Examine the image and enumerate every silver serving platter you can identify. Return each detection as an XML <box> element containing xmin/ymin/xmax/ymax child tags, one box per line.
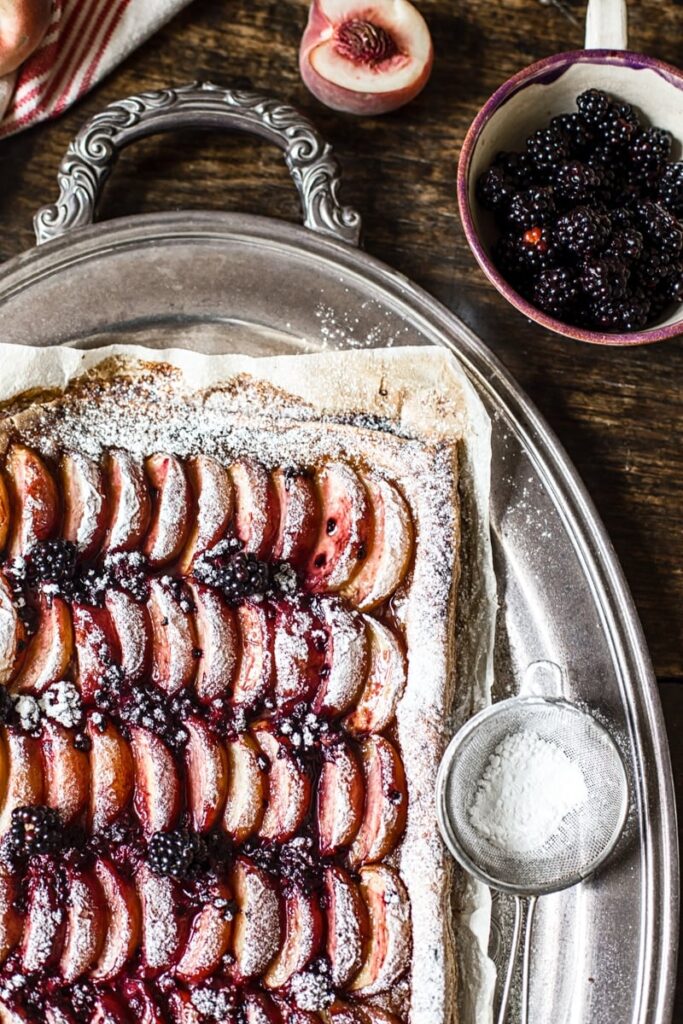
<box><xmin>0</xmin><ymin>84</ymin><xmax>677</xmax><ymax>1024</ymax></box>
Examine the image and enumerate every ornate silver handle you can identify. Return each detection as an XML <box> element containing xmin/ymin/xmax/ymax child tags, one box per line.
<box><xmin>34</xmin><ymin>81</ymin><xmax>362</xmax><ymax>246</ymax></box>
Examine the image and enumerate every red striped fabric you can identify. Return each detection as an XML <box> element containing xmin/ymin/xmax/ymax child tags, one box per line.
<box><xmin>0</xmin><ymin>0</ymin><xmax>192</xmax><ymax>138</ymax></box>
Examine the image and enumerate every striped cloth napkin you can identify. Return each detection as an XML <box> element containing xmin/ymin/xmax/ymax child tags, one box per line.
<box><xmin>0</xmin><ymin>0</ymin><xmax>193</xmax><ymax>139</ymax></box>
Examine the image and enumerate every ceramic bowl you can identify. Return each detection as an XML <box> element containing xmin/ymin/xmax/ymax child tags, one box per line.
<box><xmin>457</xmin><ymin>0</ymin><xmax>683</xmax><ymax>346</ymax></box>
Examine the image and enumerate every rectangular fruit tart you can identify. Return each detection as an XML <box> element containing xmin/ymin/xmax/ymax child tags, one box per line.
<box><xmin>0</xmin><ymin>346</ymin><xmax>480</xmax><ymax>1024</ymax></box>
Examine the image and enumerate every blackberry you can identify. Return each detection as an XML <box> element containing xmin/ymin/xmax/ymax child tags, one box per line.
<box><xmin>590</xmin><ymin>291</ymin><xmax>651</xmax><ymax>332</ymax></box>
<box><xmin>660</xmin><ymin>261</ymin><xmax>683</xmax><ymax>303</ymax></box>
<box><xmin>495</xmin><ymin>228</ymin><xmax>558</xmax><ymax>279</ymax></box>
<box><xmin>68</xmin><ymin>565</ymin><xmax>109</xmax><ymax>606</ymax></box>
<box><xmin>632</xmin><ymin>248</ymin><xmax>675</xmax><ymax>293</ymax></box>
<box><xmin>7</xmin><ymin>805</ymin><xmax>64</xmax><ymax>858</ymax></box>
<box><xmin>601</xmin><ymin>101</ymin><xmax>639</xmax><ymax>148</ymax></box>
<box><xmin>657</xmin><ymin>162</ymin><xmax>683</xmax><ymax>217</ymax></box>
<box><xmin>555</xmin><ymin>206</ymin><xmax>611</xmax><ymax>255</ymax></box>
<box><xmin>576</xmin><ymin>88</ymin><xmax>611</xmax><ymax>127</ymax></box>
<box><xmin>605</xmin><ymin>228</ymin><xmax>644</xmax><ymax>264</ymax></box>
<box><xmin>526</xmin><ymin>128</ymin><xmax>568</xmax><ymax>175</ymax></box>
<box><xmin>22</xmin><ymin>539</ymin><xmax>77</xmax><ymax>589</ymax></box>
<box><xmin>579</xmin><ymin>255</ymin><xmax>629</xmax><ymax>302</ymax></box>
<box><xmin>476</xmin><ymin>167</ymin><xmax>514</xmax><ymax>213</ymax></box>
<box><xmin>493</xmin><ymin>150</ymin><xmax>536</xmax><ymax>188</ymax></box>
<box><xmin>530</xmin><ymin>267</ymin><xmax>578</xmax><ymax>316</ymax></box>
<box><xmin>628</xmin><ymin>128</ymin><xmax>672</xmax><ymax>174</ymax></box>
<box><xmin>0</xmin><ymin>685</ymin><xmax>13</xmax><ymax>725</ymax></box>
<box><xmin>550</xmin><ymin>113</ymin><xmax>594</xmax><ymax>155</ymax></box>
<box><xmin>148</xmin><ymin>828</ymin><xmax>206</xmax><ymax>879</ymax></box>
<box><xmin>506</xmin><ymin>187</ymin><xmax>556</xmax><ymax>230</ymax></box>
<box><xmin>122</xmin><ymin>683</ymin><xmax>189</xmax><ymax>751</ymax></box>
<box><xmin>554</xmin><ymin>161</ymin><xmax>601</xmax><ymax>204</ymax></box>
<box><xmin>193</xmin><ymin>542</ymin><xmax>270</xmax><ymax>605</ymax></box>
<box><xmin>634</xmin><ymin>199</ymin><xmax>683</xmax><ymax>254</ymax></box>
<box><xmin>103</xmin><ymin>551</ymin><xmax>149</xmax><ymax>602</ymax></box>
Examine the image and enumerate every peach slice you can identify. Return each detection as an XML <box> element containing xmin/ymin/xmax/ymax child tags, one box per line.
<box><xmin>21</xmin><ymin>871</ymin><xmax>64</xmax><ymax>972</ymax></box>
<box><xmin>273</xmin><ymin>600</ymin><xmax>325</xmax><ymax>712</ymax></box>
<box><xmin>184</xmin><ymin>715</ymin><xmax>228</xmax><ymax>832</ymax></box>
<box><xmin>5</xmin><ymin>444</ymin><xmax>59</xmax><ymax>559</ymax></box>
<box><xmin>91</xmin><ymin>994</ymin><xmax>133</xmax><ymax>1024</ymax></box>
<box><xmin>231</xmin><ymin>602</ymin><xmax>274</xmax><ymax>708</ymax></box>
<box><xmin>305</xmin><ymin>462</ymin><xmax>372</xmax><ymax>594</ymax></box>
<box><xmin>188</xmin><ymin>582</ymin><xmax>239</xmax><ymax>703</ymax></box>
<box><xmin>324</xmin><ymin>865</ymin><xmax>370</xmax><ymax>988</ymax></box>
<box><xmin>137</xmin><ymin>863</ymin><xmax>186</xmax><ymax>976</ymax></box>
<box><xmin>317</xmin><ymin>739</ymin><xmax>364</xmax><ymax>855</ymax></box>
<box><xmin>231</xmin><ymin>857</ymin><xmax>281</xmax><ymax>981</ymax></box>
<box><xmin>102</xmin><ymin>450</ymin><xmax>151</xmax><ymax>554</ymax></box>
<box><xmin>347</xmin><ymin>736</ymin><xmax>407</xmax><ymax>869</ymax></box>
<box><xmin>350</xmin><ymin>865</ymin><xmax>411</xmax><ymax>994</ymax></box>
<box><xmin>342</xmin><ymin>617</ymin><xmax>406</xmax><ymax>735</ymax></box>
<box><xmin>223</xmin><ymin>732</ymin><xmax>267</xmax><ymax>843</ymax></box>
<box><xmin>42</xmin><ymin>721</ymin><xmax>89</xmax><ymax>825</ymax></box>
<box><xmin>179</xmin><ymin>454</ymin><xmax>234</xmax><ymax>573</ymax></box>
<box><xmin>0</xmin><ymin>472</ymin><xmax>9</xmax><ymax>555</ymax></box>
<box><xmin>60</xmin><ymin>451</ymin><xmax>107</xmax><ymax>559</ymax></box>
<box><xmin>254</xmin><ymin>724</ymin><xmax>311</xmax><ymax>843</ymax></box>
<box><xmin>166</xmin><ymin>990</ymin><xmax>202</xmax><ymax>1024</ymax></box>
<box><xmin>231</xmin><ymin>459</ymin><xmax>280</xmax><ymax>559</ymax></box>
<box><xmin>87</xmin><ymin>714</ymin><xmax>135</xmax><ymax>832</ymax></box>
<box><xmin>311</xmin><ymin>598</ymin><xmax>368</xmax><ymax>717</ymax></box>
<box><xmin>272</xmin><ymin>468</ymin><xmax>320</xmax><ymax>566</ymax></box>
<box><xmin>105</xmin><ymin>589</ymin><xmax>152</xmax><ymax>684</ymax></box>
<box><xmin>175</xmin><ymin>877</ymin><xmax>233</xmax><ymax>983</ymax></box>
<box><xmin>143</xmin><ymin>454</ymin><xmax>192</xmax><ymax>568</ymax></box>
<box><xmin>60</xmin><ymin>867</ymin><xmax>107</xmax><ymax>982</ymax></box>
<box><xmin>0</xmin><ymin>570</ymin><xmax>26</xmax><ymax>686</ymax></box>
<box><xmin>72</xmin><ymin>602</ymin><xmax>119</xmax><ymax>703</ymax></box>
<box><xmin>147</xmin><ymin>578</ymin><xmax>197</xmax><ymax>696</ymax></box>
<box><xmin>341</xmin><ymin>474</ymin><xmax>413</xmax><ymax>610</ymax></box>
<box><xmin>11</xmin><ymin>593</ymin><xmax>73</xmax><ymax>695</ymax></box>
<box><xmin>91</xmin><ymin>859</ymin><xmax>141</xmax><ymax>981</ymax></box>
<box><xmin>264</xmin><ymin>887</ymin><xmax>324</xmax><ymax>989</ymax></box>
<box><xmin>0</xmin><ymin>866</ymin><xmax>22</xmax><ymax>966</ymax></box>
<box><xmin>130</xmin><ymin>726</ymin><xmax>181</xmax><ymax>837</ymax></box>
<box><xmin>0</xmin><ymin>728</ymin><xmax>43</xmax><ymax>833</ymax></box>
<box><xmin>299</xmin><ymin>0</ymin><xmax>433</xmax><ymax>117</ymax></box>
<box><xmin>244</xmin><ymin>993</ymin><xmax>283</xmax><ymax>1024</ymax></box>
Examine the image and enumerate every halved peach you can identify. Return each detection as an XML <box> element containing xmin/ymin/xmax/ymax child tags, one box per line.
<box><xmin>342</xmin><ymin>617</ymin><xmax>406</xmax><ymax>736</ymax></box>
<box><xmin>21</xmin><ymin>871</ymin><xmax>64</xmax><ymax>971</ymax></box>
<box><xmin>304</xmin><ymin>462</ymin><xmax>372</xmax><ymax>593</ymax></box>
<box><xmin>0</xmin><ymin>865</ymin><xmax>22</xmax><ymax>966</ymax></box>
<box><xmin>60</xmin><ymin>451</ymin><xmax>107</xmax><ymax>559</ymax></box>
<box><xmin>0</xmin><ymin>728</ymin><xmax>44</xmax><ymax>833</ymax></box>
<box><xmin>91</xmin><ymin>859</ymin><xmax>141</xmax><ymax>981</ymax></box>
<box><xmin>60</xmin><ymin>867</ymin><xmax>107</xmax><ymax>982</ymax></box>
<box><xmin>143</xmin><ymin>454</ymin><xmax>192</xmax><ymax>568</ymax></box>
<box><xmin>130</xmin><ymin>726</ymin><xmax>181</xmax><ymax>837</ymax></box>
<box><xmin>231</xmin><ymin>857</ymin><xmax>281</xmax><ymax>981</ymax></box>
<box><xmin>0</xmin><ymin>570</ymin><xmax>26</xmax><ymax>686</ymax></box>
<box><xmin>175</xmin><ymin>877</ymin><xmax>233</xmax><ymax>983</ymax></box>
<box><xmin>231</xmin><ymin>602</ymin><xmax>274</xmax><ymax>707</ymax></box>
<box><xmin>341</xmin><ymin>473</ymin><xmax>413</xmax><ymax>610</ymax></box>
<box><xmin>11</xmin><ymin>593</ymin><xmax>73</xmax><ymax>695</ymax></box>
<box><xmin>273</xmin><ymin>599</ymin><xmax>325</xmax><ymax>711</ymax></box>
<box><xmin>317</xmin><ymin>739</ymin><xmax>364</xmax><ymax>856</ymax></box>
<box><xmin>105</xmin><ymin>589</ymin><xmax>152</xmax><ymax>684</ymax></box>
<box><xmin>102</xmin><ymin>450</ymin><xmax>151</xmax><ymax>554</ymax></box>
<box><xmin>0</xmin><ymin>472</ymin><xmax>9</xmax><ymax>555</ymax></box>
<box><xmin>188</xmin><ymin>582</ymin><xmax>239</xmax><ymax>703</ymax></box>
<box><xmin>137</xmin><ymin>863</ymin><xmax>187</xmax><ymax>976</ymax></box>
<box><xmin>147</xmin><ymin>577</ymin><xmax>197</xmax><ymax>696</ymax></box>
<box><xmin>90</xmin><ymin>993</ymin><xmax>133</xmax><ymax>1024</ymax></box>
<box><xmin>87</xmin><ymin>714</ymin><xmax>135</xmax><ymax>832</ymax></box>
<box><xmin>179</xmin><ymin>454</ymin><xmax>234</xmax><ymax>573</ymax></box>
<box><xmin>272</xmin><ymin>468</ymin><xmax>320</xmax><ymax>567</ymax></box>
<box><xmin>185</xmin><ymin>715</ymin><xmax>228</xmax><ymax>832</ymax></box>
<box><xmin>72</xmin><ymin>602</ymin><xmax>119</xmax><ymax>702</ymax></box>
<box><xmin>311</xmin><ymin>598</ymin><xmax>368</xmax><ymax>717</ymax></box>
<box><xmin>41</xmin><ymin>720</ymin><xmax>89</xmax><ymax>824</ymax></box>
<box><xmin>350</xmin><ymin>865</ymin><xmax>411</xmax><ymax>994</ymax></box>
<box><xmin>264</xmin><ymin>887</ymin><xmax>323</xmax><ymax>989</ymax></box>
<box><xmin>223</xmin><ymin>732</ymin><xmax>267</xmax><ymax>843</ymax></box>
<box><xmin>254</xmin><ymin>724</ymin><xmax>311</xmax><ymax>843</ymax></box>
<box><xmin>231</xmin><ymin>459</ymin><xmax>280</xmax><ymax>559</ymax></box>
<box><xmin>5</xmin><ymin>444</ymin><xmax>59</xmax><ymax>559</ymax></box>
<box><xmin>324</xmin><ymin>865</ymin><xmax>370</xmax><ymax>988</ymax></box>
<box><xmin>347</xmin><ymin>736</ymin><xmax>407</xmax><ymax>869</ymax></box>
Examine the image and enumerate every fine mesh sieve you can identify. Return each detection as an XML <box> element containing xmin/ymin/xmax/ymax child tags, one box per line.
<box><xmin>436</xmin><ymin>696</ymin><xmax>629</xmax><ymax>1024</ymax></box>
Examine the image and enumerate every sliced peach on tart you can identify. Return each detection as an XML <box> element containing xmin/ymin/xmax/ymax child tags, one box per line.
<box><xmin>273</xmin><ymin>599</ymin><xmax>325</xmax><ymax>712</ymax></box>
<box><xmin>87</xmin><ymin>713</ymin><xmax>135</xmax><ymax>832</ymax></box>
<box><xmin>11</xmin><ymin>593</ymin><xmax>73</xmax><ymax>695</ymax></box>
<box><xmin>72</xmin><ymin>601</ymin><xmax>119</xmax><ymax>703</ymax></box>
<box><xmin>323</xmin><ymin>865</ymin><xmax>370</xmax><ymax>988</ymax></box>
<box><xmin>60</xmin><ymin>451</ymin><xmax>107</xmax><ymax>559</ymax></box>
<box><xmin>244</xmin><ymin>992</ymin><xmax>284</xmax><ymax>1024</ymax></box>
<box><xmin>137</xmin><ymin>863</ymin><xmax>187</xmax><ymax>976</ymax></box>
<box><xmin>317</xmin><ymin>739</ymin><xmax>364</xmax><ymax>856</ymax></box>
<box><xmin>5</xmin><ymin>444</ymin><xmax>60</xmax><ymax>559</ymax></box>
<box><xmin>231</xmin><ymin>856</ymin><xmax>282</xmax><ymax>981</ymax></box>
<box><xmin>0</xmin><ymin>865</ymin><xmax>22</xmax><ymax>966</ymax></box>
<box><xmin>105</xmin><ymin>588</ymin><xmax>152</xmax><ymax>685</ymax></box>
<box><xmin>311</xmin><ymin>598</ymin><xmax>368</xmax><ymax>717</ymax></box>
<box><xmin>264</xmin><ymin>886</ymin><xmax>324</xmax><ymax>989</ymax></box>
<box><xmin>272</xmin><ymin>468</ymin><xmax>320</xmax><ymax>567</ymax></box>
<box><xmin>188</xmin><ymin>582</ymin><xmax>239</xmax><ymax>704</ymax></box>
<box><xmin>60</xmin><ymin>867</ymin><xmax>107</xmax><ymax>983</ymax></box>
<box><xmin>101</xmin><ymin>450</ymin><xmax>151</xmax><ymax>554</ymax></box>
<box><xmin>143</xmin><ymin>453</ymin><xmax>192</xmax><ymax>568</ymax></box>
<box><xmin>0</xmin><ymin>570</ymin><xmax>26</xmax><ymax>687</ymax></box>
<box><xmin>342</xmin><ymin>617</ymin><xmax>406</xmax><ymax>736</ymax></box>
<box><xmin>0</xmin><ymin>729</ymin><xmax>44</xmax><ymax>833</ymax></box>
<box><xmin>179</xmin><ymin>453</ymin><xmax>235</xmax><ymax>573</ymax></box>
<box><xmin>41</xmin><ymin>720</ymin><xmax>89</xmax><ymax>825</ymax></box>
<box><xmin>184</xmin><ymin>715</ymin><xmax>228</xmax><ymax>833</ymax></box>
<box><xmin>253</xmin><ymin>723</ymin><xmax>311</xmax><ymax>843</ymax></box>
<box><xmin>231</xmin><ymin>601</ymin><xmax>274</xmax><ymax>708</ymax></box>
<box><xmin>305</xmin><ymin>462</ymin><xmax>372</xmax><ymax>593</ymax></box>
<box><xmin>222</xmin><ymin>732</ymin><xmax>267</xmax><ymax>843</ymax></box>
<box><xmin>231</xmin><ymin>459</ymin><xmax>280</xmax><ymax>559</ymax></box>
<box><xmin>350</xmin><ymin>865</ymin><xmax>411</xmax><ymax>995</ymax></box>
<box><xmin>175</xmin><ymin>876</ymin><xmax>234</xmax><ymax>984</ymax></box>
<box><xmin>347</xmin><ymin>736</ymin><xmax>407</xmax><ymax>869</ymax></box>
<box><xmin>91</xmin><ymin>859</ymin><xmax>141</xmax><ymax>981</ymax></box>
<box><xmin>147</xmin><ymin>577</ymin><xmax>198</xmax><ymax>696</ymax></box>
<box><xmin>130</xmin><ymin>726</ymin><xmax>181</xmax><ymax>837</ymax></box>
<box><xmin>20</xmin><ymin>869</ymin><xmax>64</xmax><ymax>972</ymax></box>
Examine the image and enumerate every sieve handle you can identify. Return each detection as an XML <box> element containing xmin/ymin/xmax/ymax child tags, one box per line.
<box><xmin>497</xmin><ymin>895</ymin><xmax>538</xmax><ymax>1024</ymax></box>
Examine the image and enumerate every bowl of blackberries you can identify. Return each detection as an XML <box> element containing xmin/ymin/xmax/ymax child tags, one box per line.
<box><xmin>458</xmin><ymin>51</ymin><xmax>683</xmax><ymax>345</ymax></box>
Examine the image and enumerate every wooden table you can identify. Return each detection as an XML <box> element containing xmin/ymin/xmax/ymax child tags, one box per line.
<box><xmin>0</xmin><ymin>0</ymin><xmax>681</xmax><ymax>1011</ymax></box>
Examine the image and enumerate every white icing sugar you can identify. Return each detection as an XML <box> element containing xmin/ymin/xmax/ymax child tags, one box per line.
<box><xmin>234</xmin><ymin>866</ymin><xmax>280</xmax><ymax>977</ymax></box>
<box><xmin>326</xmin><ymin>871</ymin><xmax>364</xmax><ymax>987</ymax></box>
<box><xmin>148</xmin><ymin>579</ymin><xmax>195</xmax><ymax>695</ymax></box>
<box><xmin>22</xmin><ymin>878</ymin><xmax>63</xmax><ymax>971</ymax></box>
<box><xmin>289</xmin><ymin>961</ymin><xmax>334</xmax><ymax>1011</ymax></box>
<box><xmin>274</xmin><ymin>602</ymin><xmax>313</xmax><ymax>706</ymax></box>
<box><xmin>190</xmin><ymin>455</ymin><xmax>233</xmax><ymax>552</ymax></box>
<box><xmin>147</xmin><ymin>455</ymin><xmax>189</xmax><ymax>562</ymax></box>
<box><xmin>12</xmin><ymin>694</ymin><xmax>41</xmax><ymax>733</ymax></box>
<box><xmin>231</xmin><ymin>461</ymin><xmax>270</xmax><ymax>554</ymax></box>
<box><xmin>192</xmin><ymin>585</ymin><xmax>238</xmax><ymax>701</ymax></box>
<box><xmin>345</xmin><ymin>616</ymin><xmax>406</xmax><ymax>734</ymax></box>
<box><xmin>315</xmin><ymin>598</ymin><xmax>367</xmax><ymax>714</ymax></box>
<box><xmin>106</xmin><ymin>589</ymin><xmax>149</xmax><ymax>682</ymax></box>
<box><xmin>106</xmin><ymin>450</ymin><xmax>148</xmax><ymax>551</ymax></box>
<box><xmin>139</xmin><ymin>869</ymin><xmax>181</xmax><ymax>970</ymax></box>
<box><xmin>66</xmin><ymin>451</ymin><xmax>104</xmax><ymax>553</ymax></box>
<box><xmin>41</xmin><ymin>679</ymin><xmax>83</xmax><ymax>728</ymax></box>
<box><xmin>63</xmin><ymin>876</ymin><xmax>101</xmax><ymax>975</ymax></box>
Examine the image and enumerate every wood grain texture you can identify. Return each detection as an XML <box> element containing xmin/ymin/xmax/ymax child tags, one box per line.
<box><xmin>0</xmin><ymin>0</ymin><xmax>680</xmax><ymax>682</ymax></box>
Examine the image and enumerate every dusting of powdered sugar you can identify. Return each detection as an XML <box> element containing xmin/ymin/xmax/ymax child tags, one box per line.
<box><xmin>41</xmin><ymin>680</ymin><xmax>83</xmax><ymax>728</ymax></box>
<box><xmin>139</xmin><ymin>869</ymin><xmax>181</xmax><ymax>970</ymax></box>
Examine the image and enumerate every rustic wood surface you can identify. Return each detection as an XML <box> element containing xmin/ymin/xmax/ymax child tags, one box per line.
<box><xmin>0</xmin><ymin>0</ymin><xmax>680</xmax><ymax>1010</ymax></box>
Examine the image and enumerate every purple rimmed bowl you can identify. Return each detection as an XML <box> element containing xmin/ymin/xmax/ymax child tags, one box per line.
<box><xmin>457</xmin><ymin>0</ymin><xmax>683</xmax><ymax>346</ymax></box>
